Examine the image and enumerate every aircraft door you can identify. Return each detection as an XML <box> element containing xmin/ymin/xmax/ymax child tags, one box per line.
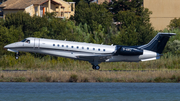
<box><xmin>34</xmin><ymin>38</ymin><xmax>40</xmax><ymax>49</ymax></box>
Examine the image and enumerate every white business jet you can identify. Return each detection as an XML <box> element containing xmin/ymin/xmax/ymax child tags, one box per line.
<box><xmin>4</xmin><ymin>33</ymin><xmax>175</xmax><ymax>70</ymax></box>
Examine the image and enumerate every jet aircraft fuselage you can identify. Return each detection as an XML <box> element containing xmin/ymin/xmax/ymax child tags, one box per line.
<box><xmin>4</xmin><ymin>33</ymin><xmax>176</xmax><ymax>70</ymax></box>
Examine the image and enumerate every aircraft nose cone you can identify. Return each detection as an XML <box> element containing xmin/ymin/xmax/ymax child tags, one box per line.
<box><xmin>4</xmin><ymin>43</ymin><xmax>16</xmax><ymax>49</ymax></box>
<box><xmin>4</xmin><ymin>44</ymin><xmax>9</xmax><ymax>49</ymax></box>
<box><xmin>4</xmin><ymin>42</ymin><xmax>23</xmax><ymax>49</ymax></box>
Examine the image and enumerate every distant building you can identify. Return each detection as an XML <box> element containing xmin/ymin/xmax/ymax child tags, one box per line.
<box><xmin>0</xmin><ymin>0</ymin><xmax>75</xmax><ymax>19</ymax></box>
<box><xmin>91</xmin><ymin>0</ymin><xmax>132</xmax><ymax>4</ymax></box>
<box><xmin>143</xmin><ymin>0</ymin><xmax>180</xmax><ymax>30</ymax></box>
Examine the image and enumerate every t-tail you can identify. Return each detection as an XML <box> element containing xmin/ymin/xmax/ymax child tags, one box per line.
<box><xmin>138</xmin><ymin>33</ymin><xmax>176</xmax><ymax>54</ymax></box>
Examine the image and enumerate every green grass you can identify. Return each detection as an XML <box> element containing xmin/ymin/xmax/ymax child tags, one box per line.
<box><xmin>1</xmin><ymin>52</ymin><xmax>180</xmax><ymax>71</ymax></box>
<box><xmin>0</xmin><ymin>52</ymin><xmax>180</xmax><ymax>82</ymax></box>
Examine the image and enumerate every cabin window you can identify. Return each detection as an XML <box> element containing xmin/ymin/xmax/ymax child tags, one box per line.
<box><xmin>98</xmin><ymin>49</ymin><xmax>100</xmax><ymax>51</ymax></box>
<box><xmin>77</xmin><ymin>46</ymin><xmax>79</xmax><ymax>49</ymax></box>
<box><xmin>82</xmin><ymin>47</ymin><xmax>84</xmax><ymax>49</ymax></box>
<box><xmin>71</xmin><ymin>46</ymin><xmax>73</xmax><ymax>48</ymax></box>
<box><xmin>57</xmin><ymin>44</ymin><xmax>60</xmax><ymax>47</ymax></box>
<box><xmin>53</xmin><ymin>44</ymin><xmax>55</xmax><ymax>46</ymax></box>
<box><xmin>66</xmin><ymin>45</ymin><xmax>68</xmax><ymax>48</ymax></box>
<box><xmin>93</xmin><ymin>48</ymin><xmax>95</xmax><ymax>50</ymax></box>
<box><xmin>103</xmin><ymin>49</ymin><xmax>105</xmax><ymax>51</ymax></box>
<box><xmin>62</xmin><ymin>45</ymin><xmax>64</xmax><ymax>47</ymax></box>
<box><xmin>87</xmin><ymin>47</ymin><xmax>89</xmax><ymax>50</ymax></box>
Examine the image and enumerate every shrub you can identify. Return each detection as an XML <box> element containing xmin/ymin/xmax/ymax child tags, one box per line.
<box><xmin>165</xmin><ymin>40</ymin><xmax>180</xmax><ymax>54</ymax></box>
<box><xmin>69</xmin><ymin>74</ymin><xmax>78</xmax><ymax>82</ymax></box>
<box><xmin>154</xmin><ymin>77</ymin><xmax>162</xmax><ymax>82</ymax></box>
<box><xmin>13</xmin><ymin>77</ymin><xmax>26</xmax><ymax>82</ymax></box>
<box><xmin>168</xmin><ymin>18</ymin><xmax>180</xmax><ymax>29</ymax></box>
<box><xmin>81</xmin><ymin>77</ymin><xmax>89</xmax><ymax>82</ymax></box>
<box><xmin>46</xmin><ymin>76</ymin><xmax>52</xmax><ymax>82</ymax></box>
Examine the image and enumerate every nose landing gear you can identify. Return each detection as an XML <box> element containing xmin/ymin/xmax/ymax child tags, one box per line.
<box><xmin>15</xmin><ymin>52</ymin><xmax>19</xmax><ymax>60</ymax></box>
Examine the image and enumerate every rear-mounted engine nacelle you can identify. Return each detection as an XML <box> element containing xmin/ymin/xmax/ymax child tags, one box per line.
<box><xmin>114</xmin><ymin>47</ymin><xmax>143</xmax><ymax>56</ymax></box>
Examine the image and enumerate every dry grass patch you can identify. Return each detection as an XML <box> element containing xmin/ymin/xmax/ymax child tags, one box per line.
<box><xmin>0</xmin><ymin>70</ymin><xmax>180</xmax><ymax>82</ymax></box>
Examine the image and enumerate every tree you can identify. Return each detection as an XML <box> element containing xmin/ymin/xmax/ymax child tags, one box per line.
<box><xmin>165</xmin><ymin>40</ymin><xmax>180</xmax><ymax>55</ymax></box>
<box><xmin>168</xmin><ymin>18</ymin><xmax>180</xmax><ymax>30</ymax></box>
<box><xmin>111</xmin><ymin>0</ymin><xmax>155</xmax><ymax>46</ymax></box>
<box><xmin>0</xmin><ymin>25</ymin><xmax>24</xmax><ymax>56</ymax></box>
<box><xmin>71</xmin><ymin>1</ymin><xmax>113</xmax><ymax>33</ymax></box>
<box><xmin>4</xmin><ymin>12</ymin><xmax>49</xmax><ymax>38</ymax></box>
<box><xmin>111</xmin><ymin>0</ymin><xmax>143</xmax><ymax>21</ymax></box>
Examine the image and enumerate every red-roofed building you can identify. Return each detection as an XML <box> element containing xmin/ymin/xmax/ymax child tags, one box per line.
<box><xmin>0</xmin><ymin>0</ymin><xmax>75</xmax><ymax>19</ymax></box>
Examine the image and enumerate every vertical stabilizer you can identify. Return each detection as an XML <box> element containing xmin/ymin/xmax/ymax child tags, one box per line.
<box><xmin>138</xmin><ymin>33</ymin><xmax>176</xmax><ymax>54</ymax></box>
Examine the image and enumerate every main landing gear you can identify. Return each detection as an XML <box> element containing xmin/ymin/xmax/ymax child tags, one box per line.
<box><xmin>90</xmin><ymin>58</ymin><xmax>101</xmax><ymax>70</ymax></box>
<box><xmin>92</xmin><ymin>65</ymin><xmax>100</xmax><ymax>70</ymax></box>
<box><xmin>15</xmin><ymin>52</ymin><xmax>19</xmax><ymax>60</ymax></box>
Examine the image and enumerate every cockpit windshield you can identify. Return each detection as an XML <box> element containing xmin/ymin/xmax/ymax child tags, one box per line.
<box><xmin>21</xmin><ymin>39</ymin><xmax>27</xmax><ymax>42</ymax></box>
<box><xmin>21</xmin><ymin>39</ymin><xmax>30</xmax><ymax>43</ymax></box>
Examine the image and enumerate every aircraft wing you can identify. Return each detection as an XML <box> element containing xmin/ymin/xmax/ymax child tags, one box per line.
<box><xmin>76</xmin><ymin>54</ymin><xmax>112</xmax><ymax>63</ymax></box>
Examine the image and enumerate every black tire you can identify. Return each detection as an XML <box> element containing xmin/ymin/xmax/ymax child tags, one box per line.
<box><xmin>92</xmin><ymin>65</ymin><xmax>100</xmax><ymax>70</ymax></box>
<box><xmin>95</xmin><ymin>65</ymin><xmax>100</xmax><ymax>70</ymax></box>
<box><xmin>92</xmin><ymin>65</ymin><xmax>95</xmax><ymax>69</ymax></box>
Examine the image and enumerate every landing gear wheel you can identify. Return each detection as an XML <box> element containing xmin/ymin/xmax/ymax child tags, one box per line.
<box><xmin>92</xmin><ymin>65</ymin><xmax>95</xmax><ymax>69</ymax></box>
<box><xmin>15</xmin><ymin>52</ymin><xmax>19</xmax><ymax>60</ymax></box>
<box><xmin>92</xmin><ymin>65</ymin><xmax>100</xmax><ymax>70</ymax></box>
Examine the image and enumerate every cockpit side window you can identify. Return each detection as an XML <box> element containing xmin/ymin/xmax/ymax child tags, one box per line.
<box><xmin>25</xmin><ymin>40</ymin><xmax>30</xmax><ymax>43</ymax></box>
<box><xmin>21</xmin><ymin>39</ymin><xmax>30</xmax><ymax>43</ymax></box>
